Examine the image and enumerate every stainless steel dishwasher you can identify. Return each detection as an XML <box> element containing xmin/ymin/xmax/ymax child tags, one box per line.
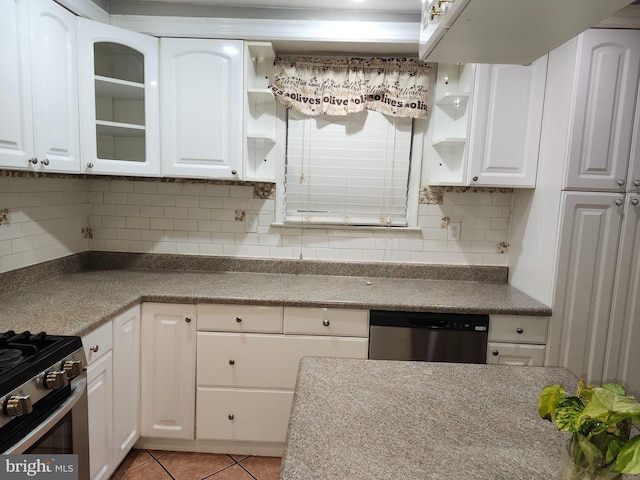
<box><xmin>368</xmin><ymin>310</ymin><xmax>489</xmax><ymax>363</ymax></box>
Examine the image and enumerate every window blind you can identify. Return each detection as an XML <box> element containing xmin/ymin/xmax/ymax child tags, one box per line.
<box><xmin>285</xmin><ymin>109</ymin><xmax>413</xmax><ymax>227</ymax></box>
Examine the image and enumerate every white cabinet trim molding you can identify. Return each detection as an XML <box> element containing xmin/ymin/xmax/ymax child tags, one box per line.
<box><xmin>109</xmin><ymin>15</ymin><xmax>418</xmax><ymax>44</ymax></box>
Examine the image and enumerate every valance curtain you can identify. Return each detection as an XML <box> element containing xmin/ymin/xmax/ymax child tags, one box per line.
<box><xmin>268</xmin><ymin>57</ymin><xmax>432</xmax><ymax>119</ymax></box>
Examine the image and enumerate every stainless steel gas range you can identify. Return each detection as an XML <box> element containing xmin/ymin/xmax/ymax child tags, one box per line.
<box><xmin>0</xmin><ymin>330</ymin><xmax>89</xmax><ymax>478</ymax></box>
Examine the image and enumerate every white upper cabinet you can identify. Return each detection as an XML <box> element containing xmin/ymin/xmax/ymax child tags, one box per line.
<box><xmin>78</xmin><ymin>19</ymin><xmax>160</xmax><ymax>176</ymax></box>
<box><xmin>626</xmin><ymin>75</ymin><xmax>640</xmax><ymax>194</ymax></box>
<box><xmin>244</xmin><ymin>41</ymin><xmax>278</xmax><ymax>182</ymax></box>
<box><xmin>0</xmin><ymin>0</ymin><xmax>33</xmax><ymax>170</ymax></box>
<box><xmin>564</xmin><ymin>29</ymin><xmax>640</xmax><ymax>192</ymax></box>
<box><xmin>0</xmin><ymin>0</ymin><xmax>79</xmax><ymax>172</ymax></box>
<box><xmin>426</xmin><ymin>58</ymin><xmax>546</xmax><ymax>187</ymax></box>
<box><xmin>467</xmin><ymin>56</ymin><xmax>547</xmax><ymax>187</ymax></box>
<box><xmin>160</xmin><ymin>38</ymin><xmax>243</xmax><ymax>179</ymax></box>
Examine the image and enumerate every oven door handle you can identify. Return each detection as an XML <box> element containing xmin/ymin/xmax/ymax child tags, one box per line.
<box><xmin>4</xmin><ymin>377</ymin><xmax>87</xmax><ymax>454</ymax></box>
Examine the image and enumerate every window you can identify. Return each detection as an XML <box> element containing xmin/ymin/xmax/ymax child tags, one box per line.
<box><xmin>281</xmin><ymin>109</ymin><xmax>417</xmax><ymax>227</ymax></box>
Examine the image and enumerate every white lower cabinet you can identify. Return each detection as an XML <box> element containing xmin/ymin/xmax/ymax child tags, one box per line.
<box><xmin>85</xmin><ymin>322</ymin><xmax>114</xmax><ymax>480</ymax></box>
<box><xmin>486</xmin><ymin>315</ymin><xmax>548</xmax><ymax>366</ymax></box>
<box><xmin>84</xmin><ymin>305</ymin><xmax>141</xmax><ymax>480</ymax></box>
<box><xmin>140</xmin><ymin>302</ymin><xmax>196</xmax><ymax>440</ymax></box>
<box><xmin>195</xmin><ymin>304</ymin><xmax>369</xmax><ymax>451</ymax></box>
<box><xmin>197</xmin><ymin>389</ymin><xmax>294</xmax><ymax>443</ymax></box>
<box><xmin>112</xmin><ymin>306</ymin><xmax>142</xmax><ymax>466</ymax></box>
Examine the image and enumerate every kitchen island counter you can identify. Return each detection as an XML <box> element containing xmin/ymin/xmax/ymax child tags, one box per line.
<box><xmin>0</xmin><ymin>269</ymin><xmax>550</xmax><ymax>336</ymax></box>
<box><xmin>280</xmin><ymin>358</ymin><xmax>576</xmax><ymax>480</ymax></box>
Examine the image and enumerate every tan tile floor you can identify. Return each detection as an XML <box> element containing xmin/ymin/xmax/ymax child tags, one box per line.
<box><xmin>109</xmin><ymin>449</ymin><xmax>281</xmax><ymax>480</ymax></box>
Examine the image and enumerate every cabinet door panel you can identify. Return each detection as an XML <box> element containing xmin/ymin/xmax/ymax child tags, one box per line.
<box><xmin>548</xmin><ymin>192</ymin><xmax>624</xmax><ymax>383</ymax></box>
<box><xmin>486</xmin><ymin>342</ymin><xmax>545</xmax><ymax>366</ymax></box>
<box><xmin>197</xmin><ymin>304</ymin><xmax>283</xmax><ymax>333</ymax></box>
<box><xmin>0</xmin><ymin>0</ymin><xmax>33</xmax><ymax>169</ymax></box>
<box><xmin>141</xmin><ymin>303</ymin><xmax>196</xmax><ymax>439</ymax></box>
<box><xmin>468</xmin><ymin>56</ymin><xmax>547</xmax><ymax>187</ymax></box>
<box><xmin>283</xmin><ymin>307</ymin><xmax>369</xmax><ymax>337</ymax></box>
<box><xmin>488</xmin><ymin>315</ymin><xmax>548</xmax><ymax>344</ymax></box>
<box><xmin>196</xmin><ymin>388</ymin><xmax>293</xmax><ymax>442</ymax></box>
<box><xmin>628</xmin><ymin>79</ymin><xmax>640</xmax><ymax>194</ymax></box>
<box><xmin>197</xmin><ymin>333</ymin><xmax>368</xmax><ymax>389</ymax></box>
<box><xmin>604</xmin><ymin>194</ymin><xmax>640</xmax><ymax>396</ymax></box>
<box><xmin>87</xmin><ymin>352</ymin><xmax>114</xmax><ymax>480</ymax></box>
<box><xmin>113</xmin><ymin>306</ymin><xmax>141</xmax><ymax>465</ymax></box>
<box><xmin>77</xmin><ymin>19</ymin><xmax>159</xmax><ymax>175</ymax></box>
<box><xmin>565</xmin><ymin>30</ymin><xmax>640</xmax><ymax>192</ymax></box>
<box><xmin>27</xmin><ymin>0</ymin><xmax>79</xmax><ymax>172</ymax></box>
<box><xmin>161</xmin><ymin>39</ymin><xmax>243</xmax><ymax>179</ymax></box>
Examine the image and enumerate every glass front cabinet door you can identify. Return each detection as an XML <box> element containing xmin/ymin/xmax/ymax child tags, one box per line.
<box><xmin>77</xmin><ymin>19</ymin><xmax>160</xmax><ymax>176</ymax></box>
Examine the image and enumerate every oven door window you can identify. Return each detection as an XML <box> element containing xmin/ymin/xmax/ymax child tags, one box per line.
<box><xmin>25</xmin><ymin>411</ymin><xmax>74</xmax><ymax>455</ymax></box>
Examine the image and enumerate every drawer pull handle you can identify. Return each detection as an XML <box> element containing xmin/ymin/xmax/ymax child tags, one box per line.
<box><xmin>228</xmin><ymin>414</ymin><xmax>235</xmax><ymax>420</ymax></box>
<box><xmin>492</xmin><ymin>350</ymin><xmax>499</xmax><ymax>356</ymax></box>
<box><xmin>185</xmin><ymin>317</ymin><xmax>192</xmax><ymax>323</ymax></box>
<box><xmin>322</xmin><ymin>319</ymin><xmax>330</xmax><ymax>327</ymax></box>
<box><xmin>516</xmin><ymin>328</ymin><xmax>524</xmax><ymax>334</ymax></box>
<box><xmin>229</xmin><ymin>359</ymin><xmax>235</xmax><ymax>366</ymax></box>
<box><xmin>236</xmin><ymin>316</ymin><xmax>242</xmax><ymax>323</ymax></box>
<box><xmin>90</xmin><ymin>345</ymin><xmax>99</xmax><ymax>353</ymax></box>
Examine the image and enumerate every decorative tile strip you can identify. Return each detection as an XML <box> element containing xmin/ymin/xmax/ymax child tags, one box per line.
<box><xmin>419</xmin><ymin>185</ymin><xmax>514</xmax><ymax>204</ymax></box>
<box><xmin>0</xmin><ymin>169</ymin><xmax>276</xmax><ymax>200</ymax></box>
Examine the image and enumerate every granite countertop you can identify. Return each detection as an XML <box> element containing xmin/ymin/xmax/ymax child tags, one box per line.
<box><xmin>0</xmin><ymin>269</ymin><xmax>551</xmax><ymax>337</ymax></box>
<box><xmin>280</xmin><ymin>358</ymin><xmax>577</xmax><ymax>480</ymax></box>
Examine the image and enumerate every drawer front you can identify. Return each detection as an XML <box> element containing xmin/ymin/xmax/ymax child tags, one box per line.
<box><xmin>197</xmin><ymin>304</ymin><xmax>283</xmax><ymax>333</ymax></box>
<box><xmin>486</xmin><ymin>342</ymin><xmax>546</xmax><ymax>366</ymax></box>
<box><xmin>82</xmin><ymin>321</ymin><xmax>113</xmax><ymax>365</ymax></box>
<box><xmin>283</xmin><ymin>307</ymin><xmax>369</xmax><ymax>337</ymax></box>
<box><xmin>196</xmin><ymin>388</ymin><xmax>293</xmax><ymax>443</ymax></box>
<box><xmin>197</xmin><ymin>332</ymin><xmax>368</xmax><ymax>389</ymax></box>
<box><xmin>488</xmin><ymin>315</ymin><xmax>548</xmax><ymax>344</ymax></box>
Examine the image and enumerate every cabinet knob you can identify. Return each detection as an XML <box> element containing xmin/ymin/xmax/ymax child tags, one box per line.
<box><xmin>472</xmin><ymin>176</ymin><xmax>478</xmax><ymax>182</ymax></box>
<box><xmin>322</xmin><ymin>319</ymin><xmax>330</xmax><ymax>327</ymax></box>
<box><xmin>617</xmin><ymin>179</ymin><xmax>626</xmax><ymax>187</ymax></box>
<box><xmin>228</xmin><ymin>359</ymin><xmax>235</xmax><ymax>366</ymax></box>
<box><xmin>516</xmin><ymin>328</ymin><xmax>524</xmax><ymax>334</ymax></box>
<box><xmin>87</xmin><ymin>162</ymin><xmax>94</xmax><ymax>168</ymax></box>
<box><xmin>90</xmin><ymin>345</ymin><xmax>99</xmax><ymax>353</ymax></box>
<box><xmin>492</xmin><ymin>350</ymin><xmax>499</xmax><ymax>356</ymax></box>
<box><xmin>235</xmin><ymin>316</ymin><xmax>242</xmax><ymax>323</ymax></box>
<box><xmin>41</xmin><ymin>158</ymin><xmax>49</xmax><ymax>166</ymax></box>
<box><xmin>615</xmin><ymin>198</ymin><xmax>624</xmax><ymax>207</ymax></box>
<box><xmin>185</xmin><ymin>317</ymin><xmax>192</xmax><ymax>323</ymax></box>
<box><xmin>634</xmin><ymin>180</ymin><xmax>640</xmax><ymax>187</ymax></box>
<box><xmin>228</xmin><ymin>414</ymin><xmax>235</xmax><ymax>421</ymax></box>
<box><xmin>632</xmin><ymin>198</ymin><xmax>639</xmax><ymax>206</ymax></box>
<box><xmin>231</xmin><ymin>170</ymin><xmax>238</xmax><ymax>175</ymax></box>
<box><xmin>28</xmin><ymin>157</ymin><xmax>38</xmax><ymax>165</ymax></box>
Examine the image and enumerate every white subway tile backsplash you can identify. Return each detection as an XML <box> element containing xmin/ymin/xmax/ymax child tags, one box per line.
<box><xmin>176</xmin><ymin>195</ymin><xmax>200</xmax><ymax>208</ymax></box>
<box><xmin>152</xmin><ymin>194</ymin><xmax>176</xmax><ymax>207</ymax></box>
<box><xmin>1</xmin><ymin>177</ymin><xmax>514</xmax><ymax>273</ymax></box>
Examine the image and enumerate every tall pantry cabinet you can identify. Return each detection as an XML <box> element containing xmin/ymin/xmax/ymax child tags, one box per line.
<box><xmin>509</xmin><ymin>29</ymin><xmax>640</xmax><ymax>395</ymax></box>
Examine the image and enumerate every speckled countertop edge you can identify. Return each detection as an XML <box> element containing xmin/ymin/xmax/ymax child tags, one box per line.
<box><xmin>279</xmin><ymin>359</ymin><xmax>578</xmax><ymax>480</ymax></box>
<box><xmin>0</xmin><ymin>267</ymin><xmax>551</xmax><ymax>337</ymax></box>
